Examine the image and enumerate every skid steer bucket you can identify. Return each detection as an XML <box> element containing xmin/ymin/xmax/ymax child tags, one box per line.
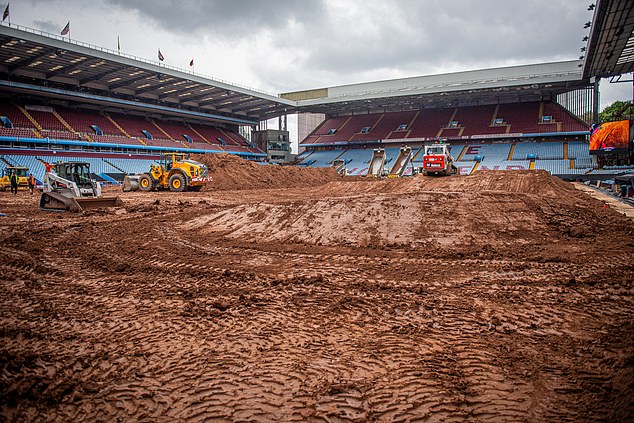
<box><xmin>40</xmin><ymin>191</ymin><xmax>123</xmax><ymax>212</ymax></box>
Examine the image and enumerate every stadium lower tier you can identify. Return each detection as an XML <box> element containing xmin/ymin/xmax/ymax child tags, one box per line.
<box><xmin>298</xmin><ymin>140</ymin><xmax>595</xmax><ymax>177</ymax></box>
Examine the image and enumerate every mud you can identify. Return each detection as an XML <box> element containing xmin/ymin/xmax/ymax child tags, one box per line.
<box><xmin>1</xmin><ymin>165</ymin><xmax>633</xmax><ymax>422</ymax></box>
<box><xmin>193</xmin><ymin>153</ymin><xmax>349</xmax><ymax>191</ymax></box>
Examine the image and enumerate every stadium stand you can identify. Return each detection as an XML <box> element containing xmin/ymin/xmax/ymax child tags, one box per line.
<box><xmin>26</xmin><ymin>108</ymin><xmax>68</xmax><ymax>132</ymax></box>
<box><xmin>58</xmin><ymin>108</ymin><xmax>126</xmax><ymax>137</ymax></box>
<box><xmin>346</xmin><ymin>113</ymin><xmax>384</xmax><ymax>142</ymax></box>
<box><xmin>0</xmin><ymin>99</ymin><xmax>262</xmax><ymax>156</ymax></box>
<box><xmin>339</xmin><ymin>149</ymin><xmax>374</xmax><ymax>175</ymax></box>
<box><xmin>297</xmin><ymin>149</ymin><xmax>345</xmax><ymax>167</ymax></box>
<box><xmin>302</xmin><ymin>102</ymin><xmax>588</xmax><ymax>146</ymax></box>
<box><xmin>534</xmin><ymin>160</ymin><xmax>573</xmax><ymax>174</ymax></box>
<box><xmin>512</xmin><ymin>141</ymin><xmax>564</xmax><ymax>160</ymax></box>
<box><xmin>104</xmin><ymin>157</ymin><xmax>157</xmax><ymax>175</ymax></box>
<box><xmin>407</xmin><ymin>108</ymin><xmax>455</xmax><ymax>139</ymax></box>
<box><xmin>458</xmin><ymin>143</ymin><xmax>512</xmax><ymax>162</ymax></box>
<box><xmin>0</xmin><ymin>127</ymin><xmax>39</xmax><ymax>138</ymax></box>
<box><xmin>568</xmin><ymin>140</ymin><xmax>591</xmax><ymax>159</ymax></box>
<box><xmin>454</xmin><ymin>161</ymin><xmax>477</xmax><ymax>175</ymax></box>
<box><xmin>478</xmin><ymin>160</ymin><xmax>531</xmax><ymax>171</ymax></box>
<box><xmin>380</xmin><ymin>111</ymin><xmax>419</xmax><ymax>139</ymax></box>
<box><xmin>0</xmin><ymin>103</ymin><xmax>35</xmax><ymax>128</ymax></box>
<box><xmin>454</xmin><ymin>105</ymin><xmax>505</xmax><ymax>137</ymax></box>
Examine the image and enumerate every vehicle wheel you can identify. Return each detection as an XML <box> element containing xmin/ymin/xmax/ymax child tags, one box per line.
<box><xmin>139</xmin><ymin>174</ymin><xmax>153</xmax><ymax>192</ymax></box>
<box><xmin>169</xmin><ymin>173</ymin><xmax>185</xmax><ymax>192</ymax></box>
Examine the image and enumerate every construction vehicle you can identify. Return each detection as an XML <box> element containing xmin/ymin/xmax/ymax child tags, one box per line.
<box><xmin>387</xmin><ymin>146</ymin><xmax>413</xmax><ymax>178</ymax></box>
<box><xmin>0</xmin><ymin>166</ymin><xmax>29</xmax><ymax>191</ymax></box>
<box><xmin>331</xmin><ymin>159</ymin><xmax>348</xmax><ymax>176</ymax></box>
<box><xmin>40</xmin><ymin>161</ymin><xmax>123</xmax><ymax>212</ymax></box>
<box><xmin>367</xmin><ymin>148</ymin><xmax>386</xmax><ymax>177</ymax></box>
<box><xmin>123</xmin><ymin>153</ymin><xmax>211</xmax><ymax>192</ymax></box>
<box><xmin>421</xmin><ymin>141</ymin><xmax>458</xmax><ymax>176</ymax></box>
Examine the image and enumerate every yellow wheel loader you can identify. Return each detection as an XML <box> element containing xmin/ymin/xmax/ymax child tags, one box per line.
<box><xmin>123</xmin><ymin>153</ymin><xmax>211</xmax><ymax>192</ymax></box>
<box><xmin>0</xmin><ymin>166</ymin><xmax>29</xmax><ymax>191</ymax></box>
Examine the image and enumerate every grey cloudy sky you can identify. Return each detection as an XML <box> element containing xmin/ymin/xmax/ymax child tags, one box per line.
<box><xmin>6</xmin><ymin>0</ymin><xmax>631</xmax><ymax>108</ymax></box>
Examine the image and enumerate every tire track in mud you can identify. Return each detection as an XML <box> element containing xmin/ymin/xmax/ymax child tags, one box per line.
<box><xmin>29</xmin><ymin>238</ymin><xmax>617</xmax><ymax>420</ymax></box>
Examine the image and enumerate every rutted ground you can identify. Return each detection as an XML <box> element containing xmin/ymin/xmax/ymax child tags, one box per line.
<box><xmin>0</xmin><ymin>169</ymin><xmax>633</xmax><ymax>422</ymax></box>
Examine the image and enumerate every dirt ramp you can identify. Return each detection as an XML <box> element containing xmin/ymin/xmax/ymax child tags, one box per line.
<box><xmin>308</xmin><ymin>170</ymin><xmax>579</xmax><ymax>198</ymax></box>
<box><xmin>193</xmin><ymin>153</ymin><xmax>345</xmax><ymax>191</ymax></box>
<box><xmin>406</xmin><ymin>170</ymin><xmax>578</xmax><ymax>196</ymax></box>
<box><xmin>182</xmin><ymin>170</ymin><xmax>627</xmax><ymax>252</ymax></box>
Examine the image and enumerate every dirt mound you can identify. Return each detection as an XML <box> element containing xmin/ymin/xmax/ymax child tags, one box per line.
<box><xmin>305</xmin><ymin>170</ymin><xmax>577</xmax><ymax>198</ymax></box>
<box><xmin>193</xmin><ymin>153</ymin><xmax>345</xmax><ymax>191</ymax></box>
<box><xmin>182</xmin><ymin>170</ymin><xmax>627</xmax><ymax>254</ymax></box>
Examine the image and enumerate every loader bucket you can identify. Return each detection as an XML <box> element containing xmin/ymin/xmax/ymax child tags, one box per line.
<box><xmin>75</xmin><ymin>196</ymin><xmax>123</xmax><ymax>210</ymax></box>
<box><xmin>122</xmin><ymin>175</ymin><xmax>140</xmax><ymax>192</ymax></box>
<box><xmin>40</xmin><ymin>192</ymin><xmax>123</xmax><ymax>212</ymax></box>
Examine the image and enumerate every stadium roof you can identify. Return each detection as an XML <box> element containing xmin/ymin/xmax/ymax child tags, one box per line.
<box><xmin>283</xmin><ymin>61</ymin><xmax>591</xmax><ymax>116</ymax></box>
<box><xmin>583</xmin><ymin>0</ymin><xmax>634</xmax><ymax>79</ymax></box>
<box><xmin>0</xmin><ymin>24</ymin><xmax>295</xmax><ymax>125</ymax></box>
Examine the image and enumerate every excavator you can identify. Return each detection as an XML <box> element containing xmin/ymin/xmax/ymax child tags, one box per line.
<box><xmin>40</xmin><ymin>161</ymin><xmax>123</xmax><ymax>212</ymax></box>
<box><xmin>123</xmin><ymin>153</ymin><xmax>211</xmax><ymax>192</ymax></box>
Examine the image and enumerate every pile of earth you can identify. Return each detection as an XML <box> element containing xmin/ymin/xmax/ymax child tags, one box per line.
<box><xmin>192</xmin><ymin>153</ymin><xmax>349</xmax><ymax>190</ymax></box>
<box><xmin>182</xmin><ymin>170</ymin><xmax>631</xmax><ymax>254</ymax></box>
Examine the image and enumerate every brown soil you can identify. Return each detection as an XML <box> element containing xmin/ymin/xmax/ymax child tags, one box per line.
<box><xmin>1</xmin><ymin>162</ymin><xmax>633</xmax><ymax>421</ymax></box>
<box><xmin>193</xmin><ymin>153</ymin><xmax>350</xmax><ymax>190</ymax></box>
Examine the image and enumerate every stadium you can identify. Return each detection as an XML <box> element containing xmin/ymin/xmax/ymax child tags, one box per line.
<box><xmin>1</xmin><ymin>1</ymin><xmax>633</xmax><ymax>421</ymax></box>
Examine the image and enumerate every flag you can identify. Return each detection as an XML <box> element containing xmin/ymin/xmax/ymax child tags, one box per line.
<box><xmin>117</xmin><ymin>35</ymin><xmax>120</xmax><ymax>52</ymax></box>
<box><xmin>189</xmin><ymin>58</ymin><xmax>194</xmax><ymax>67</ymax></box>
<box><xmin>2</xmin><ymin>3</ymin><xmax>9</xmax><ymax>22</ymax></box>
<box><xmin>61</xmin><ymin>21</ymin><xmax>70</xmax><ymax>36</ymax></box>
<box><xmin>158</xmin><ymin>49</ymin><xmax>164</xmax><ymax>61</ymax></box>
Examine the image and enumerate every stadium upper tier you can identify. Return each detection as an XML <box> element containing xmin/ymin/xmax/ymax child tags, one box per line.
<box><xmin>0</xmin><ymin>101</ymin><xmax>263</xmax><ymax>155</ymax></box>
<box><xmin>301</xmin><ymin>102</ymin><xmax>588</xmax><ymax>146</ymax></box>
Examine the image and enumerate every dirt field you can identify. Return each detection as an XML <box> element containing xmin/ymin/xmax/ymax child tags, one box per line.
<box><xmin>1</xmin><ymin>165</ymin><xmax>633</xmax><ymax>422</ymax></box>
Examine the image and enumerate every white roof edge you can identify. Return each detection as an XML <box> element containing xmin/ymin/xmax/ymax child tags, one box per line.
<box><xmin>295</xmin><ymin>60</ymin><xmax>585</xmax><ymax>107</ymax></box>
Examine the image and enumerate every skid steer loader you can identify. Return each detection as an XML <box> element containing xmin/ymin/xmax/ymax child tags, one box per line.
<box><xmin>421</xmin><ymin>141</ymin><xmax>458</xmax><ymax>176</ymax></box>
<box><xmin>40</xmin><ymin>161</ymin><xmax>123</xmax><ymax>212</ymax></box>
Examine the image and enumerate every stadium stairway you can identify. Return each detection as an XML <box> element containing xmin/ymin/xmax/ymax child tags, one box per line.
<box><xmin>152</xmin><ymin>121</ymin><xmax>174</xmax><ymax>140</ymax></box>
<box><xmin>106</xmin><ymin>114</ymin><xmax>132</xmax><ymax>138</ymax></box>
<box><xmin>103</xmin><ymin>159</ymin><xmax>127</xmax><ymax>174</ymax></box>
<box><xmin>186</xmin><ymin>124</ymin><xmax>210</xmax><ymax>144</ymax></box>
<box><xmin>52</xmin><ymin>110</ymin><xmax>76</xmax><ymax>132</ymax></box>
<box><xmin>507</xmin><ymin>144</ymin><xmax>516</xmax><ymax>160</ymax></box>
<box><xmin>18</xmin><ymin>106</ymin><xmax>43</xmax><ymax>131</ymax></box>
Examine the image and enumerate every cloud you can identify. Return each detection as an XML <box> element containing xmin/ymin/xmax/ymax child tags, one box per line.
<box><xmin>104</xmin><ymin>0</ymin><xmax>327</xmax><ymax>38</ymax></box>
<box><xmin>32</xmin><ymin>20</ymin><xmax>61</xmax><ymax>34</ymax></box>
